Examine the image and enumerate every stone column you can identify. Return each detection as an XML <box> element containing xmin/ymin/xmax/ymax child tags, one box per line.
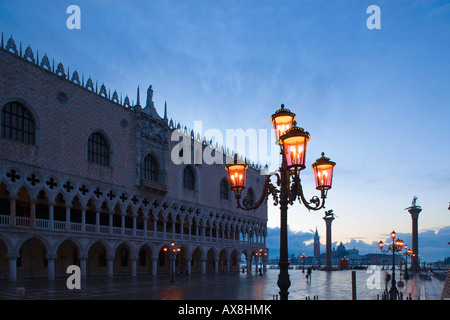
<box><xmin>201</xmin><ymin>222</ymin><xmax>206</xmax><ymax>242</ymax></box>
<box><xmin>81</xmin><ymin>205</ymin><xmax>86</xmax><ymax>232</ymax></box>
<box><xmin>186</xmin><ymin>258</ymin><xmax>192</xmax><ymax>275</ymax></box>
<box><xmin>47</xmin><ymin>255</ymin><xmax>56</xmax><ymax>280</ymax></box>
<box><xmin>109</xmin><ymin>212</ymin><xmax>113</xmax><ymax>234</ymax></box>
<box><xmin>247</xmin><ymin>255</ymin><xmax>252</xmax><ymax>273</ymax></box>
<box><xmin>107</xmin><ymin>256</ymin><xmax>114</xmax><ymax>278</ymax></box>
<box><xmin>95</xmin><ymin>211</ymin><xmax>100</xmax><ymax>233</ymax></box>
<box><xmin>151</xmin><ymin>258</ymin><xmax>157</xmax><ymax>276</ymax></box>
<box><xmin>132</xmin><ymin>214</ymin><xmax>137</xmax><ymax>236</ymax></box>
<box><xmin>200</xmin><ymin>259</ymin><xmax>206</xmax><ymax>274</ymax></box>
<box><xmin>131</xmin><ymin>259</ymin><xmax>137</xmax><ymax>277</ymax></box>
<box><xmin>48</xmin><ymin>201</ymin><xmax>55</xmax><ymax>230</ymax></box>
<box><xmin>406</xmin><ymin>203</ymin><xmax>422</xmax><ymax>272</ymax></box>
<box><xmin>79</xmin><ymin>257</ymin><xmax>87</xmax><ymax>279</ymax></box>
<box><xmin>121</xmin><ymin>214</ymin><xmax>125</xmax><ymax>236</ymax></box>
<box><xmin>65</xmin><ymin>206</ymin><xmax>71</xmax><ymax>231</ymax></box>
<box><xmin>30</xmin><ymin>198</ymin><xmax>37</xmax><ymax>228</ymax></box>
<box><xmin>9</xmin><ymin>195</ymin><xmax>17</xmax><ymax>227</ymax></box>
<box><xmin>188</xmin><ymin>220</ymin><xmax>192</xmax><ymax>241</ymax></box>
<box><xmin>323</xmin><ymin>214</ymin><xmax>335</xmax><ymax>271</ymax></box>
<box><xmin>163</xmin><ymin>219</ymin><xmax>167</xmax><ymax>239</ymax></box>
<box><xmin>143</xmin><ymin>215</ymin><xmax>148</xmax><ymax>236</ymax></box>
<box><xmin>8</xmin><ymin>256</ymin><xmax>17</xmax><ymax>282</ymax></box>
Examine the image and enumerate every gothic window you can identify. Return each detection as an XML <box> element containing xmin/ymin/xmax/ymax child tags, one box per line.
<box><xmin>220</xmin><ymin>178</ymin><xmax>229</xmax><ymax>200</ymax></box>
<box><xmin>1</xmin><ymin>101</ymin><xmax>35</xmax><ymax>145</ymax></box>
<box><xmin>87</xmin><ymin>132</ymin><xmax>110</xmax><ymax>167</ymax></box>
<box><xmin>142</xmin><ymin>154</ymin><xmax>158</xmax><ymax>182</ymax></box>
<box><xmin>183</xmin><ymin>165</ymin><xmax>195</xmax><ymax>190</ymax></box>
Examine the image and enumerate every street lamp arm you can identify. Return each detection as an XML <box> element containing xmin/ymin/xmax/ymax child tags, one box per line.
<box><xmin>235</xmin><ymin>174</ymin><xmax>280</xmax><ymax>211</ymax></box>
<box><xmin>380</xmin><ymin>246</ymin><xmax>394</xmax><ymax>254</ymax></box>
<box><xmin>291</xmin><ymin>174</ymin><xmax>326</xmax><ymax>211</ymax></box>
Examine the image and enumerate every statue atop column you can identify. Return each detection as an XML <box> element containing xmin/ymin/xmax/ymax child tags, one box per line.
<box><xmin>406</xmin><ymin>195</ymin><xmax>421</xmax><ymax>211</ymax></box>
<box><xmin>146</xmin><ymin>85</ymin><xmax>155</xmax><ymax>109</ymax></box>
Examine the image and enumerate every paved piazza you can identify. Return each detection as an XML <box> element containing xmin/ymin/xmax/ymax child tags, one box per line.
<box><xmin>0</xmin><ymin>269</ymin><xmax>445</xmax><ymax>300</ymax></box>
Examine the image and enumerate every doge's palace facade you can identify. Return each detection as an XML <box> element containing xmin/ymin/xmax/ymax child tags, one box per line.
<box><xmin>0</xmin><ymin>35</ymin><xmax>267</xmax><ymax>281</ymax></box>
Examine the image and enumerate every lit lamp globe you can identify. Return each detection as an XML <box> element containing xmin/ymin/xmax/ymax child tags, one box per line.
<box><xmin>225</xmin><ymin>154</ymin><xmax>248</xmax><ymax>197</ymax></box>
<box><xmin>311</xmin><ymin>152</ymin><xmax>336</xmax><ymax>191</ymax></box>
<box><xmin>270</xmin><ymin>104</ymin><xmax>296</xmax><ymax>145</ymax></box>
<box><xmin>280</xmin><ymin>126</ymin><xmax>311</xmax><ymax>171</ymax></box>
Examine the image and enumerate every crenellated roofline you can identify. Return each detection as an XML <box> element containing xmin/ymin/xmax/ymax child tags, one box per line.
<box><xmin>1</xmin><ymin>32</ymin><xmax>264</xmax><ymax>172</ymax></box>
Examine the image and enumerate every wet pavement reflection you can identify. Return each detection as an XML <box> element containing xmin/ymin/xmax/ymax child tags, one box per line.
<box><xmin>0</xmin><ymin>269</ymin><xmax>444</xmax><ymax>300</ymax></box>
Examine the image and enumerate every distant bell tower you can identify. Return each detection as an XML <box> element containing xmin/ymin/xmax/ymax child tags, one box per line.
<box><xmin>314</xmin><ymin>227</ymin><xmax>320</xmax><ymax>258</ymax></box>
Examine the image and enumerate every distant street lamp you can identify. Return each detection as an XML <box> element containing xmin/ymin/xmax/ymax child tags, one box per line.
<box><xmin>402</xmin><ymin>245</ymin><xmax>413</xmax><ymax>280</ymax></box>
<box><xmin>255</xmin><ymin>248</ymin><xmax>267</xmax><ymax>276</ymax></box>
<box><xmin>300</xmin><ymin>252</ymin><xmax>308</xmax><ymax>272</ymax></box>
<box><xmin>226</xmin><ymin>104</ymin><xmax>336</xmax><ymax>300</ymax></box>
<box><xmin>164</xmin><ymin>241</ymin><xmax>181</xmax><ymax>283</ymax></box>
<box><xmin>378</xmin><ymin>231</ymin><xmax>404</xmax><ymax>300</ymax></box>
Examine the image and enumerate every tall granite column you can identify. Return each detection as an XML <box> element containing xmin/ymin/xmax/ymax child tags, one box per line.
<box><xmin>405</xmin><ymin>197</ymin><xmax>422</xmax><ymax>272</ymax></box>
<box><xmin>323</xmin><ymin>211</ymin><xmax>335</xmax><ymax>271</ymax></box>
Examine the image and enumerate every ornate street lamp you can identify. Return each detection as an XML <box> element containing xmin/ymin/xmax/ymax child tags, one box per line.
<box><xmin>402</xmin><ymin>245</ymin><xmax>413</xmax><ymax>280</ymax></box>
<box><xmin>255</xmin><ymin>248</ymin><xmax>267</xmax><ymax>276</ymax></box>
<box><xmin>225</xmin><ymin>154</ymin><xmax>248</xmax><ymax>198</ymax></box>
<box><xmin>271</xmin><ymin>104</ymin><xmax>296</xmax><ymax>144</ymax></box>
<box><xmin>225</xmin><ymin>104</ymin><xmax>336</xmax><ymax>300</ymax></box>
<box><xmin>164</xmin><ymin>241</ymin><xmax>181</xmax><ymax>283</ymax></box>
<box><xmin>379</xmin><ymin>231</ymin><xmax>404</xmax><ymax>300</ymax></box>
<box><xmin>300</xmin><ymin>252</ymin><xmax>308</xmax><ymax>272</ymax></box>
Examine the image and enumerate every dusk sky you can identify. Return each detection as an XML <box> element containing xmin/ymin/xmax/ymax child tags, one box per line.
<box><xmin>1</xmin><ymin>0</ymin><xmax>449</xmax><ymax>261</ymax></box>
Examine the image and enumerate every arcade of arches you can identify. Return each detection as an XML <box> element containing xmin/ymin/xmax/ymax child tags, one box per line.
<box><xmin>0</xmin><ymin>182</ymin><xmax>267</xmax><ymax>281</ymax></box>
<box><xmin>0</xmin><ymin>235</ymin><xmax>264</xmax><ymax>280</ymax></box>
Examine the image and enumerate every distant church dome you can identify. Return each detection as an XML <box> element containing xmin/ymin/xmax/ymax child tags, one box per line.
<box><xmin>337</xmin><ymin>242</ymin><xmax>346</xmax><ymax>253</ymax></box>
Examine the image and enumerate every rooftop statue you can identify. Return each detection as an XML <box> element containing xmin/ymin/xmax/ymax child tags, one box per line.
<box><xmin>147</xmin><ymin>85</ymin><xmax>154</xmax><ymax>108</ymax></box>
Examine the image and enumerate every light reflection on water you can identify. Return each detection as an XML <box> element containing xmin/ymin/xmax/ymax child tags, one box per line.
<box><xmin>151</xmin><ymin>268</ymin><xmax>391</xmax><ymax>300</ymax></box>
<box><xmin>8</xmin><ymin>267</ymin><xmax>443</xmax><ymax>300</ymax></box>
<box><xmin>249</xmin><ymin>269</ymin><xmax>388</xmax><ymax>300</ymax></box>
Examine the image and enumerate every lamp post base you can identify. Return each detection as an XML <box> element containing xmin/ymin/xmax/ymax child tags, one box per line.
<box><xmin>277</xmin><ymin>260</ymin><xmax>291</xmax><ymax>300</ymax></box>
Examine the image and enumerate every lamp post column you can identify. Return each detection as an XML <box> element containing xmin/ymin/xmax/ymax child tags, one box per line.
<box><xmin>277</xmin><ymin>163</ymin><xmax>290</xmax><ymax>300</ymax></box>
